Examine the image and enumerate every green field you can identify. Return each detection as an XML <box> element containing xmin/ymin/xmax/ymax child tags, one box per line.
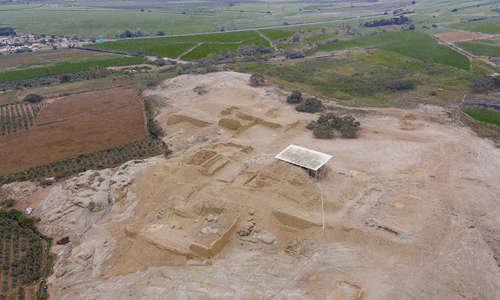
<box><xmin>456</xmin><ymin>40</ymin><xmax>500</xmax><ymax>57</ymax></box>
<box><xmin>235</xmin><ymin>49</ymin><xmax>484</xmax><ymax>107</ymax></box>
<box><xmin>90</xmin><ymin>30</ymin><xmax>270</xmax><ymax>59</ymax></box>
<box><xmin>463</xmin><ymin>106</ymin><xmax>500</xmax><ymax>127</ymax></box>
<box><xmin>181</xmin><ymin>36</ymin><xmax>269</xmax><ymax>59</ymax></box>
<box><xmin>0</xmin><ymin>51</ymin><xmax>123</xmax><ymax>72</ymax></box>
<box><xmin>0</xmin><ymin>56</ymin><xmax>143</xmax><ymax>82</ymax></box>
<box><xmin>308</xmin><ymin>31</ymin><xmax>470</xmax><ymax>70</ymax></box>
<box><xmin>89</xmin><ymin>39</ymin><xmax>196</xmax><ymax>57</ymax></box>
<box><xmin>0</xmin><ymin>3</ymin><xmax>375</xmax><ymax>39</ymax></box>
<box><xmin>450</xmin><ymin>18</ymin><xmax>500</xmax><ymax>34</ymax></box>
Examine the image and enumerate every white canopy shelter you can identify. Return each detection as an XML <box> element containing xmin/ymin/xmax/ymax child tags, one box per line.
<box><xmin>275</xmin><ymin>144</ymin><xmax>332</xmax><ymax>172</ymax></box>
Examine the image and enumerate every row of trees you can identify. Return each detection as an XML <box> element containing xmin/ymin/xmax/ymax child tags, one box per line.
<box><xmin>0</xmin><ymin>138</ymin><xmax>169</xmax><ymax>184</ymax></box>
<box><xmin>363</xmin><ymin>16</ymin><xmax>409</xmax><ymax>27</ymax></box>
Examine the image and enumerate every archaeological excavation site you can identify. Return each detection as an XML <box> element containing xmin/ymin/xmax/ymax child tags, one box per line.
<box><xmin>1</xmin><ymin>72</ymin><xmax>499</xmax><ymax>299</ymax></box>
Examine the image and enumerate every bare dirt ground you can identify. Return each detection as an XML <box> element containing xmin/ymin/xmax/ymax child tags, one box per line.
<box><xmin>0</xmin><ymin>88</ymin><xmax>146</xmax><ymax>175</ymax></box>
<box><xmin>3</xmin><ymin>72</ymin><xmax>499</xmax><ymax>299</ymax></box>
<box><xmin>435</xmin><ymin>30</ymin><xmax>492</xmax><ymax>43</ymax></box>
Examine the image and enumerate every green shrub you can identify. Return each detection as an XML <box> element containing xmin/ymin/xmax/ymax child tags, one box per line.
<box><xmin>23</xmin><ymin>94</ymin><xmax>42</xmax><ymax>103</ymax></box>
<box><xmin>313</xmin><ymin>123</ymin><xmax>334</xmax><ymax>139</ymax></box>
<box><xmin>286</xmin><ymin>90</ymin><xmax>302</xmax><ymax>104</ymax></box>
<box><xmin>307</xmin><ymin>113</ymin><xmax>360</xmax><ymax>138</ymax></box>
<box><xmin>144</xmin><ymin>98</ymin><xmax>163</xmax><ymax>137</ymax></box>
<box><xmin>0</xmin><ymin>198</ymin><xmax>15</xmax><ymax>208</ymax></box>
<box><xmin>296</xmin><ymin>98</ymin><xmax>322</xmax><ymax>113</ymax></box>
<box><xmin>249</xmin><ymin>73</ymin><xmax>265</xmax><ymax>87</ymax></box>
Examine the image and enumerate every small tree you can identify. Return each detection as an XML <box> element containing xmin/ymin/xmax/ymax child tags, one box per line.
<box><xmin>313</xmin><ymin>123</ymin><xmax>334</xmax><ymax>139</ymax></box>
<box><xmin>249</xmin><ymin>73</ymin><xmax>265</xmax><ymax>87</ymax></box>
<box><xmin>287</xmin><ymin>90</ymin><xmax>302</xmax><ymax>104</ymax></box>
<box><xmin>296</xmin><ymin>98</ymin><xmax>322</xmax><ymax>113</ymax></box>
<box><xmin>60</xmin><ymin>74</ymin><xmax>71</xmax><ymax>83</ymax></box>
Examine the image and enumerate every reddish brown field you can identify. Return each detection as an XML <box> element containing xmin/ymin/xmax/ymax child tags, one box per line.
<box><xmin>0</xmin><ymin>88</ymin><xmax>146</xmax><ymax>175</ymax></box>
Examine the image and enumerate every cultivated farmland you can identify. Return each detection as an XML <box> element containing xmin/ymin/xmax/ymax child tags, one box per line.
<box><xmin>0</xmin><ymin>138</ymin><xmax>167</xmax><ymax>183</ymax></box>
<box><xmin>450</xmin><ymin>18</ymin><xmax>500</xmax><ymax>34</ymax></box>
<box><xmin>0</xmin><ymin>210</ymin><xmax>52</xmax><ymax>299</ymax></box>
<box><xmin>0</xmin><ymin>88</ymin><xmax>147</xmax><ymax>175</ymax></box>
<box><xmin>0</xmin><ymin>56</ymin><xmax>143</xmax><ymax>83</ymax></box>
<box><xmin>308</xmin><ymin>31</ymin><xmax>470</xmax><ymax>70</ymax></box>
<box><xmin>258</xmin><ymin>28</ymin><xmax>296</xmax><ymax>40</ymax></box>
<box><xmin>0</xmin><ymin>103</ymin><xmax>43</xmax><ymax>135</ymax></box>
<box><xmin>88</xmin><ymin>30</ymin><xmax>270</xmax><ymax>59</ymax></box>
<box><xmin>456</xmin><ymin>40</ymin><xmax>500</xmax><ymax>57</ymax></box>
<box><xmin>0</xmin><ymin>49</ymin><xmax>111</xmax><ymax>70</ymax></box>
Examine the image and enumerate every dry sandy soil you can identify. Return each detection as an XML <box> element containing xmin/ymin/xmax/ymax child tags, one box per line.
<box><xmin>435</xmin><ymin>30</ymin><xmax>492</xmax><ymax>43</ymax></box>
<box><xmin>0</xmin><ymin>88</ymin><xmax>146</xmax><ymax>175</ymax></box>
<box><xmin>2</xmin><ymin>72</ymin><xmax>499</xmax><ymax>299</ymax></box>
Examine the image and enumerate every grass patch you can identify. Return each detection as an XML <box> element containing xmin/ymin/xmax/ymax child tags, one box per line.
<box><xmin>237</xmin><ymin>49</ymin><xmax>476</xmax><ymax>107</ymax></box>
<box><xmin>456</xmin><ymin>41</ymin><xmax>500</xmax><ymax>57</ymax></box>
<box><xmin>463</xmin><ymin>106</ymin><xmax>500</xmax><ymax>127</ymax></box>
<box><xmin>308</xmin><ymin>31</ymin><xmax>470</xmax><ymax>70</ymax></box>
<box><xmin>259</xmin><ymin>28</ymin><xmax>296</xmax><ymax>40</ymax></box>
<box><xmin>235</xmin><ymin>62</ymin><xmax>276</xmax><ymax>73</ymax></box>
<box><xmin>0</xmin><ymin>56</ymin><xmax>143</xmax><ymax>82</ymax></box>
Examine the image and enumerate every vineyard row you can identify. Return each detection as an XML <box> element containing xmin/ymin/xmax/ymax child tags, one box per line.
<box><xmin>0</xmin><ymin>103</ymin><xmax>43</xmax><ymax>136</ymax></box>
<box><xmin>0</xmin><ymin>212</ymin><xmax>49</xmax><ymax>298</ymax></box>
